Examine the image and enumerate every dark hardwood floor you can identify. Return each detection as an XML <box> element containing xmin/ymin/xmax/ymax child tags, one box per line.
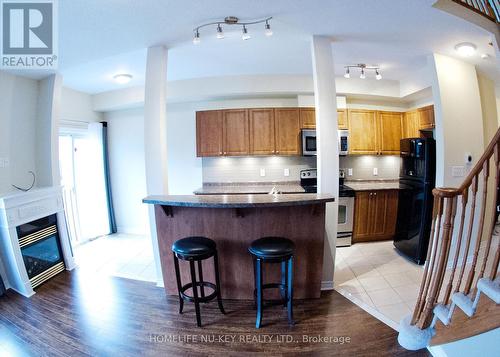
<box><xmin>0</xmin><ymin>270</ymin><xmax>428</xmax><ymax>356</ymax></box>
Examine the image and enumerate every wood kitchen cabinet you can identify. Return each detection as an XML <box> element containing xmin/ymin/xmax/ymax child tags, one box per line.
<box><xmin>337</xmin><ymin>109</ymin><xmax>348</xmax><ymax>129</ymax></box>
<box><xmin>403</xmin><ymin>110</ymin><xmax>420</xmax><ymax>139</ymax></box>
<box><xmin>378</xmin><ymin>111</ymin><xmax>403</xmax><ymax>155</ymax></box>
<box><xmin>348</xmin><ymin>109</ymin><xmax>379</xmax><ymax>155</ymax></box>
<box><xmin>223</xmin><ymin>109</ymin><xmax>249</xmax><ymax>156</ymax></box>
<box><xmin>402</xmin><ymin>105</ymin><xmax>435</xmax><ymax>139</ymax></box>
<box><xmin>196</xmin><ymin>110</ymin><xmax>223</xmax><ymax>157</ymax></box>
<box><xmin>275</xmin><ymin>108</ymin><xmax>301</xmax><ymax>155</ymax></box>
<box><xmin>299</xmin><ymin>108</ymin><xmax>348</xmax><ymax>129</ymax></box>
<box><xmin>418</xmin><ymin>105</ymin><xmax>435</xmax><ymax>130</ymax></box>
<box><xmin>249</xmin><ymin>108</ymin><xmax>276</xmax><ymax>155</ymax></box>
<box><xmin>353</xmin><ymin>190</ymin><xmax>399</xmax><ymax>243</ymax></box>
<box><xmin>299</xmin><ymin>108</ymin><xmax>316</xmax><ymax>129</ymax></box>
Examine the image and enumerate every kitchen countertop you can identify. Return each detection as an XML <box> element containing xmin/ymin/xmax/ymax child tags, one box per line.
<box><xmin>345</xmin><ymin>180</ymin><xmax>400</xmax><ymax>191</ymax></box>
<box><xmin>143</xmin><ymin>193</ymin><xmax>334</xmax><ymax>208</ymax></box>
<box><xmin>193</xmin><ymin>182</ymin><xmax>305</xmax><ymax>195</ymax></box>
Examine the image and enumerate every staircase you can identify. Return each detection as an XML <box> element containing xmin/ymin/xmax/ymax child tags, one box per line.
<box><xmin>398</xmin><ymin>127</ymin><xmax>500</xmax><ymax>350</ymax></box>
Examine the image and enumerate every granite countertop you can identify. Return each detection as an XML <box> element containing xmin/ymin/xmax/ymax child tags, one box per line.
<box><xmin>193</xmin><ymin>182</ymin><xmax>305</xmax><ymax>195</ymax></box>
<box><xmin>143</xmin><ymin>194</ymin><xmax>334</xmax><ymax>208</ymax></box>
<box><xmin>345</xmin><ymin>180</ymin><xmax>400</xmax><ymax>191</ymax></box>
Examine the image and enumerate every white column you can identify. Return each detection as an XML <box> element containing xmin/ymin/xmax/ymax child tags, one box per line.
<box><xmin>311</xmin><ymin>35</ymin><xmax>339</xmax><ymax>287</ymax></box>
<box><xmin>36</xmin><ymin>73</ymin><xmax>62</xmax><ymax>186</ymax></box>
<box><xmin>144</xmin><ymin>46</ymin><xmax>169</xmax><ymax>286</ymax></box>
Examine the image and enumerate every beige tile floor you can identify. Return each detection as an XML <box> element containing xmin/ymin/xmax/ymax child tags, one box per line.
<box><xmin>74</xmin><ymin>233</ymin><xmax>157</xmax><ymax>282</ymax></box>
<box><xmin>334</xmin><ymin>241</ymin><xmax>424</xmax><ymax>330</ymax></box>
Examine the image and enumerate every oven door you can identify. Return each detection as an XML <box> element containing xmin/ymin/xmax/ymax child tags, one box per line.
<box><xmin>302</xmin><ymin>130</ymin><xmax>317</xmax><ymax>156</ymax></box>
<box><xmin>337</xmin><ymin>196</ymin><xmax>354</xmax><ymax>247</ymax></box>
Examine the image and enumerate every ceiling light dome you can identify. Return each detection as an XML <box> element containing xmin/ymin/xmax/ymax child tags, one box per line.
<box><xmin>113</xmin><ymin>74</ymin><xmax>133</xmax><ymax>84</ymax></box>
<box><xmin>455</xmin><ymin>42</ymin><xmax>476</xmax><ymax>57</ymax></box>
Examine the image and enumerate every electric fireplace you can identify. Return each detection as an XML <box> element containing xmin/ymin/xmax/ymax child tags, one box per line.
<box><xmin>18</xmin><ymin>214</ymin><xmax>65</xmax><ymax>288</ymax></box>
<box><xmin>0</xmin><ymin>187</ymin><xmax>76</xmax><ymax>297</ymax></box>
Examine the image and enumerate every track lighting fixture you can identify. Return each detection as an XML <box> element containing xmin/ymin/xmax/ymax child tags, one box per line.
<box><xmin>192</xmin><ymin>16</ymin><xmax>273</xmax><ymax>44</ymax></box>
<box><xmin>343</xmin><ymin>64</ymin><xmax>382</xmax><ymax>80</ymax></box>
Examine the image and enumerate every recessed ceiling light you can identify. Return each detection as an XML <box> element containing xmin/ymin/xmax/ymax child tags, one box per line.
<box><xmin>455</xmin><ymin>42</ymin><xmax>476</xmax><ymax>57</ymax></box>
<box><xmin>113</xmin><ymin>74</ymin><xmax>133</xmax><ymax>84</ymax></box>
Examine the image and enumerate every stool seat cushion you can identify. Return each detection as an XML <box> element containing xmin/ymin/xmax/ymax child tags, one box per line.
<box><xmin>249</xmin><ymin>237</ymin><xmax>295</xmax><ymax>258</ymax></box>
<box><xmin>172</xmin><ymin>236</ymin><xmax>216</xmax><ymax>257</ymax></box>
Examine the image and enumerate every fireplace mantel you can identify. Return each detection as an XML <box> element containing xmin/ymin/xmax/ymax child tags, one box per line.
<box><xmin>0</xmin><ymin>186</ymin><xmax>76</xmax><ymax>297</ymax></box>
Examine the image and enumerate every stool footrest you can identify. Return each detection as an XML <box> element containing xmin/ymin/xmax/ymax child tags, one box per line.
<box><xmin>180</xmin><ymin>281</ymin><xmax>218</xmax><ymax>303</ymax></box>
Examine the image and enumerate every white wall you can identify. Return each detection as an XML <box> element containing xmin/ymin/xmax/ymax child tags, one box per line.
<box><xmin>0</xmin><ymin>72</ymin><xmax>39</xmax><ymax>195</ymax></box>
<box><xmin>105</xmin><ymin>108</ymin><xmax>149</xmax><ymax>234</ymax></box>
<box><xmin>60</xmin><ymin>87</ymin><xmax>103</xmax><ymax>123</ymax></box>
<box><xmin>428</xmin><ymin>327</ymin><xmax>500</xmax><ymax>357</ymax></box>
<box><xmin>430</xmin><ymin>54</ymin><xmax>485</xmax><ymax>187</ymax></box>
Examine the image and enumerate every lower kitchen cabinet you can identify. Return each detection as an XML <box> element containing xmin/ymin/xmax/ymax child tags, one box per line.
<box><xmin>353</xmin><ymin>190</ymin><xmax>399</xmax><ymax>243</ymax></box>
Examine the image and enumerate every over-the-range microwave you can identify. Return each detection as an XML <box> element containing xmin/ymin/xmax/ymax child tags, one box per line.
<box><xmin>301</xmin><ymin>129</ymin><xmax>349</xmax><ymax>156</ymax></box>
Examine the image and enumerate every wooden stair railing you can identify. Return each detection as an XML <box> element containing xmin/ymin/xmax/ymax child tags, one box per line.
<box><xmin>407</xmin><ymin>126</ymin><xmax>500</xmax><ymax>339</ymax></box>
<box><xmin>452</xmin><ymin>0</ymin><xmax>500</xmax><ymax>23</ymax></box>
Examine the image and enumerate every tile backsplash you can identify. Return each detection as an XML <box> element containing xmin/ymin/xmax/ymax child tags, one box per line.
<box><xmin>202</xmin><ymin>156</ymin><xmax>317</xmax><ymax>183</ymax></box>
<box><xmin>202</xmin><ymin>155</ymin><xmax>400</xmax><ymax>183</ymax></box>
<box><xmin>340</xmin><ymin>155</ymin><xmax>401</xmax><ymax>180</ymax></box>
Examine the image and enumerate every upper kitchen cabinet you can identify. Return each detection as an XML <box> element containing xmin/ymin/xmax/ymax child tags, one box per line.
<box><xmin>223</xmin><ymin>109</ymin><xmax>250</xmax><ymax>156</ymax></box>
<box><xmin>402</xmin><ymin>105</ymin><xmax>435</xmax><ymax>139</ymax></box>
<box><xmin>196</xmin><ymin>110</ymin><xmax>223</xmax><ymax>157</ymax></box>
<box><xmin>403</xmin><ymin>110</ymin><xmax>420</xmax><ymax>139</ymax></box>
<box><xmin>337</xmin><ymin>109</ymin><xmax>348</xmax><ymax>129</ymax></box>
<box><xmin>275</xmin><ymin>108</ymin><xmax>301</xmax><ymax>155</ymax></box>
<box><xmin>348</xmin><ymin>109</ymin><xmax>378</xmax><ymax>155</ymax></box>
<box><xmin>299</xmin><ymin>108</ymin><xmax>316</xmax><ymax>129</ymax></box>
<box><xmin>249</xmin><ymin>108</ymin><xmax>276</xmax><ymax>155</ymax></box>
<box><xmin>378</xmin><ymin>111</ymin><xmax>403</xmax><ymax>155</ymax></box>
<box><xmin>298</xmin><ymin>108</ymin><xmax>348</xmax><ymax>129</ymax></box>
<box><xmin>418</xmin><ymin>105</ymin><xmax>435</xmax><ymax>130</ymax></box>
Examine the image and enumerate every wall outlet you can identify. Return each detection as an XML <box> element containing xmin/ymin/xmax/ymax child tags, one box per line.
<box><xmin>260</xmin><ymin>168</ymin><xmax>266</xmax><ymax>177</ymax></box>
<box><xmin>284</xmin><ymin>168</ymin><xmax>290</xmax><ymax>177</ymax></box>
<box><xmin>348</xmin><ymin>168</ymin><xmax>353</xmax><ymax>176</ymax></box>
<box><xmin>373</xmin><ymin>167</ymin><xmax>378</xmax><ymax>176</ymax></box>
<box><xmin>452</xmin><ymin>166</ymin><xmax>465</xmax><ymax>177</ymax></box>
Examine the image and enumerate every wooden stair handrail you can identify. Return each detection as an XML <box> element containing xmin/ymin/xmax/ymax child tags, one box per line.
<box><xmin>410</xmin><ymin>125</ymin><xmax>500</xmax><ymax>330</ymax></box>
<box><xmin>451</xmin><ymin>0</ymin><xmax>500</xmax><ymax>23</ymax></box>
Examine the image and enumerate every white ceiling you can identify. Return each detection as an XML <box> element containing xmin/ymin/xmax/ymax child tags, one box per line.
<box><xmin>53</xmin><ymin>0</ymin><xmax>499</xmax><ymax>94</ymax></box>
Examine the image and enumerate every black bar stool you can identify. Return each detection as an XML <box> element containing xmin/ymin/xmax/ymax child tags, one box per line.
<box><xmin>172</xmin><ymin>236</ymin><xmax>225</xmax><ymax>327</ymax></box>
<box><xmin>248</xmin><ymin>236</ymin><xmax>295</xmax><ymax>328</ymax></box>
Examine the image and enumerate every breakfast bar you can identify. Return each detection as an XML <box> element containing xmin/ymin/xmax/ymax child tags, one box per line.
<box><xmin>143</xmin><ymin>194</ymin><xmax>335</xmax><ymax>300</ymax></box>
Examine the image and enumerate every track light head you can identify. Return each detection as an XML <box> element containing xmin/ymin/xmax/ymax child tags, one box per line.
<box><xmin>344</xmin><ymin>68</ymin><xmax>350</xmax><ymax>79</ymax></box>
<box><xmin>265</xmin><ymin>21</ymin><xmax>273</xmax><ymax>37</ymax></box>
<box><xmin>193</xmin><ymin>30</ymin><xmax>200</xmax><ymax>44</ymax></box>
<box><xmin>360</xmin><ymin>68</ymin><xmax>366</xmax><ymax>79</ymax></box>
<box><xmin>242</xmin><ymin>25</ymin><xmax>251</xmax><ymax>40</ymax></box>
<box><xmin>216</xmin><ymin>24</ymin><xmax>224</xmax><ymax>39</ymax></box>
<box><xmin>375</xmin><ymin>69</ymin><xmax>382</xmax><ymax>80</ymax></box>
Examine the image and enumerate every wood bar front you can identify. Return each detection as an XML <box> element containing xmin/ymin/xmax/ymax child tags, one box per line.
<box><xmin>151</xmin><ymin>198</ymin><xmax>331</xmax><ymax>300</ymax></box>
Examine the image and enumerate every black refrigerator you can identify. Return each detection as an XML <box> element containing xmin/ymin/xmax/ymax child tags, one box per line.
<box><xmin>394</xmin><ymin>138</ymin><xmax>436</xmax><ymax>265</ymax></box>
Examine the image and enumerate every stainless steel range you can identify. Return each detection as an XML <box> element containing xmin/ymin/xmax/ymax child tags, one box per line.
<box><xmin>300</xmin><ymin>168</ymin><xmax>354</xmax><ymax>247</ymax></box>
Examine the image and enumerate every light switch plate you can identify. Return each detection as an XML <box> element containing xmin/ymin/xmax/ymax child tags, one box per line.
<box><xmin>452</xmin><ymin>166</ymin><xmax>465</xmax><ymax>177</ymax></box>
<box><xmin>373</xmin><ymin>167</ymin><xmax>378</xmax><ymax>176</ymax></box>
<box><xmin>260</xmin><ymin>168</ymin><xmax>266</xmax><ymax>177</ymax></box>
<box><xmin>284</xmin><ymin>168</ymin><xmax>290</xmax><ymax>177</ymax></box>
<box><xmin>348</xmin><ymin>168</ymin><xmax>353</xmax><ymax>176</ymax></box>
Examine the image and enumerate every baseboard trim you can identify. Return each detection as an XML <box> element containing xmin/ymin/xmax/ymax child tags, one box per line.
<box><xmin>321</xmin><ymin>281</ymin><xmax>334</xmax><ymax>290</ymax></box>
